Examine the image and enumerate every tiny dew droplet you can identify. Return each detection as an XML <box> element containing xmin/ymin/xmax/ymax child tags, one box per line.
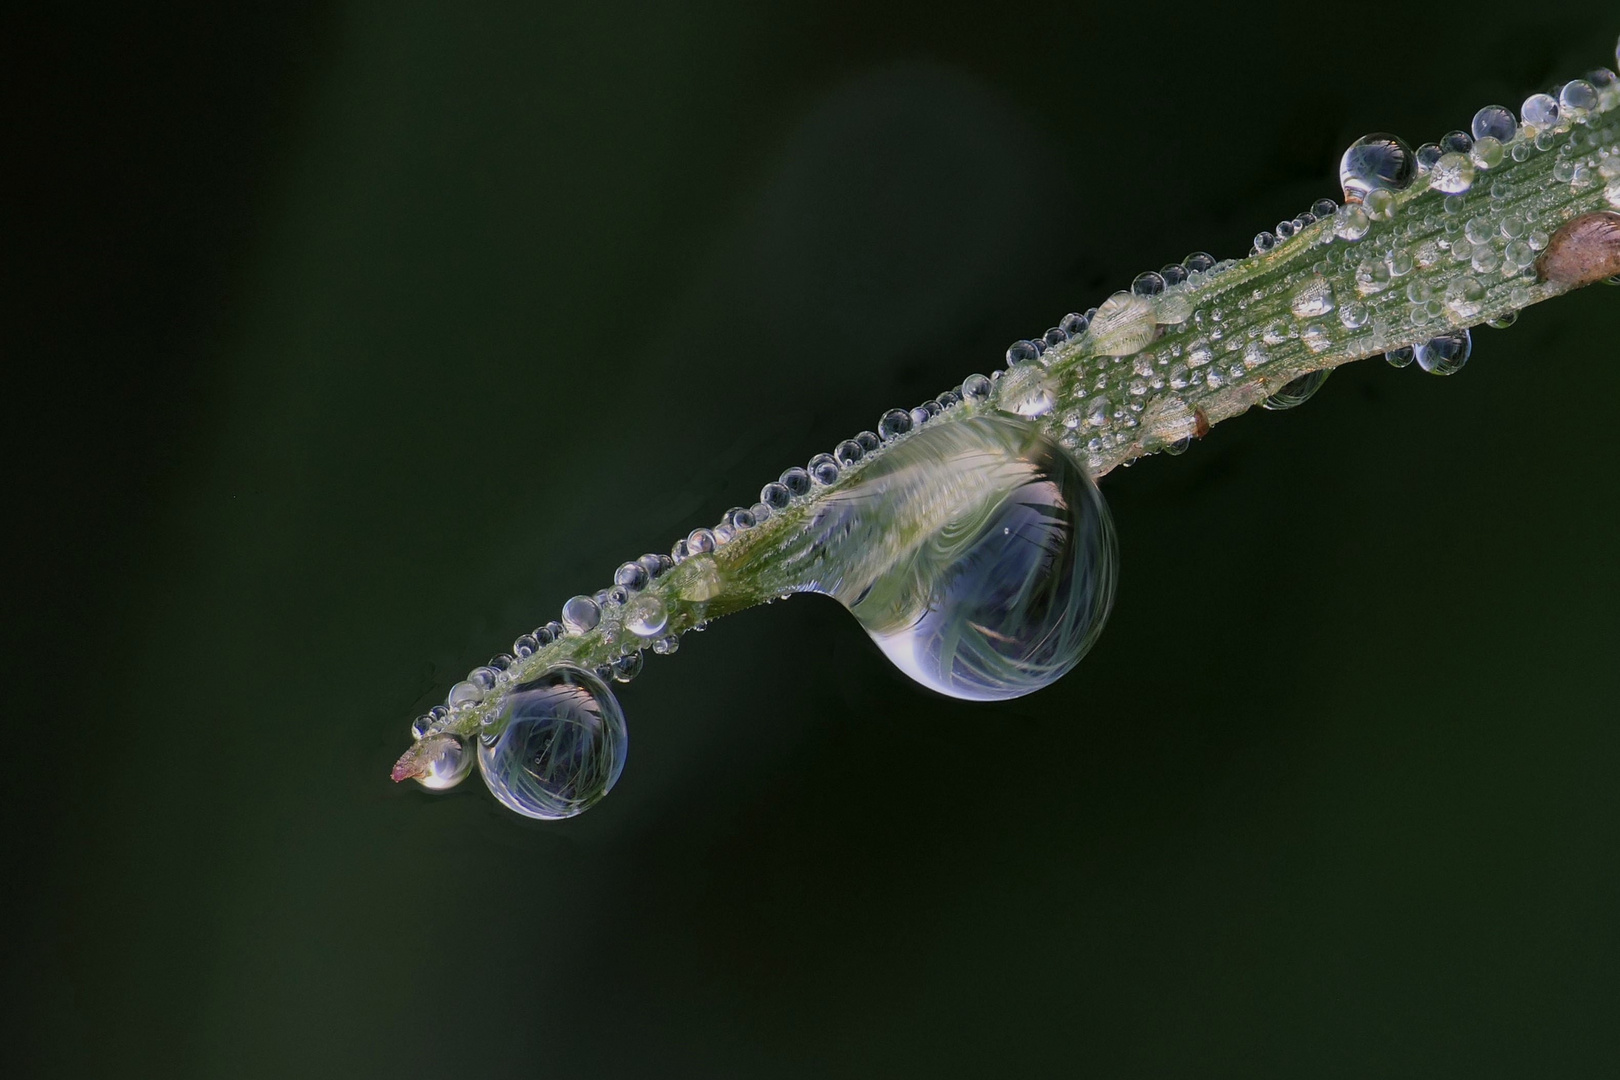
<box><xmin>1384</xmin><ymin>345</ymin><xmax>1415</xmax><ymax>369</ymax></box>
<box><xmin>477</xmin><ymin>666</ymin><xmax>628</xmax><ymax>820</ymax></box>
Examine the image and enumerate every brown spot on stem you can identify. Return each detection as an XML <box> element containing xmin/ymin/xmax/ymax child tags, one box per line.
<box><xmin>1536</xmin><ymin>212</ymin><xmax>1620</xmax><ymax>287</ymax></box>
<box><xmin>1193</xmin><ymin>407</ymin><xmax>1210</xmax><ymax>440</ymax></box>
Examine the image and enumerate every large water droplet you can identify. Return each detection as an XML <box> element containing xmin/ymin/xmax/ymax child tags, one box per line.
<box><xmin>477</xmin><ymin>666</ymin><xmax>627</xmax><ymax>819</ymax></box>
<box><xmin>1340</xmin><ymin>134</ymin><xmax>1416</xmax><ymax>204</ymax></box>
<box><xmin>795</xmin><ymin>415</ymin><xmax>1115</xmax><ymax>701</ymax></box>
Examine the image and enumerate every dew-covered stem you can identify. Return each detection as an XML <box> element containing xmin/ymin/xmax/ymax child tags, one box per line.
<box><xmin>394</xmin><ymin>49</ymin><xmax>1620</xmax><ymax>785</ymax></box>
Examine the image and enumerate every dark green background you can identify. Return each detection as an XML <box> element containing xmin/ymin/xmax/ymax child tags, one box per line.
<box><xmin>14</xmin><ymin>2</ymin><xmax>1620</xmax><ymax>1076</ymax></box>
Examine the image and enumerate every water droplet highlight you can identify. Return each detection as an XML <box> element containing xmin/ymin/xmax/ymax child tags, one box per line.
<box><xmin>1340</xmin><ymin>134</ymin><xmax>1416</xmax><ymax>204</ymax></box>
<box><xmin>1413</xmin><ymin>329</ymin><xmax>1472</xmax><ymax>375</ymax></box>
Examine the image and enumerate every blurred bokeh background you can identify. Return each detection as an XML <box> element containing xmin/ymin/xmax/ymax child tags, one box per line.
<box><xmin>11</xmin><ymin>2</ymin><xmax>1620</xmax><ymax>1076</ymax></box>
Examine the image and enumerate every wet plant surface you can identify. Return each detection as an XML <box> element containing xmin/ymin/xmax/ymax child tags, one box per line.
<box><xmin>13</xmin><ymin>4</ymin><xmax>1620</xmax><ymax>1077</ymax></box>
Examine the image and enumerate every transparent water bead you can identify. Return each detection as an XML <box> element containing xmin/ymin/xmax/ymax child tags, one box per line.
<box><xmin>624</xmin><ymin>594</ymin><xmax>667</xmax><ymax>638</ymax></box>
<box><xmin>1430</xmin><ymin>152</ymin><xmax>1475</xmax><ymax>194</ymax></box>
<box><xmin>413</xmin><ymin>734</ymin><xmax>473</xmax><ymax>791</ymax></box>
<box><xmin>558</xmin><ymin>596</ymin><xmax>600</xmax><ymax>637</ymax></box>
<box><xmin>798</xmin><ymin>414</ymin><xmax>1115</xmax><ymax>701</ymax></box>
<box><xmin>1340</xmin><ymin>134</ymin><xmax>1416</xmax><ymax>203</ymax></box>
<box><xmin>477</xmin><ymin>666</ymin><xmax>628</xmax><ymax>820</ymax></box>
<box><xmin>998</xmin><ymin>362</ymin><xmax>1056</xmax><ymax>418</ymax></box>
<box><xmin>1262</xmin><ymin>369</ymin><xmax>1330</xmax><ymax>411</ymax></box>
<box><xmin>1472</xmin><ymin>106</ymin><xmax>1517</xmax><ymax>144</ymax></box>
<box><xmin>1522</xmin><ymin>93</ymin><xmax>1560</xmax><ymax>131</ymax></box>
<box><xmin>1414</xmin><ymin>329</ymin><xmax>1471</xmax><ymax>375</ymax></box>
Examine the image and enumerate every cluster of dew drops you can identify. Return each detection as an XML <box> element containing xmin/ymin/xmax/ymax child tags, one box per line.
<box><xmin>989</xmin><ymin>60</ymin><xmax>1620</xmax><ymax>470</ymax></box>
<box><xmin>406</xmin><ymin>45</ymin><xmax>1620</xmax><ymax>811</ymax></box>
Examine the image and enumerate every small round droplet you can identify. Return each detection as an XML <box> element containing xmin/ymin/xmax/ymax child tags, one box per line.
<box><xmin>808</xmin><ymin>453</ymin><xmax>841</xmax><ymax>485</ymax></box>
<box><xmin>1470</xmin><ymin>137</ymin><xmax>1504</xmax><ymax>170</ymax></box>
<box><xmin>779</xmin><ymin>466</ymin><xmax>811</xmax><ymax>497</ymax></box>
<box><xmin>414</xmin><ymin>734</ymin><xmax>474</xmax><ymax>791</ymax></box>
<box><xmin>624</xmin><ymin>594</ymin><xmax>667</xmax><ymax>638</ymax></box>
<box><xmin>1262</xmin><ymin>369</ymin><xmax>1330</xmax><ymax>411</ymax></box>
<box><xmin>1340</xmin><ymin>133</ymin><xmax>1416</xmax><ymax>204</ymax></box>
<box><xmin>1472</xmin><ymin>106</ymin><xmax>1517</xmax><ymax>143</ymax></box>
<box><xmin>856</xmin><ymin>430</ymin><xmax>882</xmax><ymax>453</ymax></box>
<box><xmin>1005</xmin><ymin>340</ymin><xmax>1040</xmax><ymax>367</ymax></box>
<box><xmin>611</xmin><ymin>652</ymin><xmax>644</xmax><ymax>684</ymax></box>
<box><xmin>1439</xmin><ymin>130</ymin><xmax>1473</xmax><ymax>155</ymax></box>
<box><xmin>962</xmin><ymin>374</ymin><xmax>992</xmax><ymax>402</ymax></box>
<box><xmin>761</xmin><ymin>481</ymin><xmax>791</xmax><ymax>509</ymax></box>
<box><xmin>1486</xmin><ymin>311</ymin><xmax>1518</xmax><ymax>329</ymax></box>
<box><xmin>614</xmin><ymin>561</ymin><xmax>648</xmax><ymax>591</ymax></box>
<box><xmin>1413</xmin><ymin>329</ymin><xmax>1471</xmax><ymax>375</ymax></box>
<box><xmin>561</xmin><ymin>595</ymin><xmax>601</xmax><ymax>634</ymax></box>
<box><xmin>512</xmin><ymin>633</ymin><xmax>540</xmax><ymax>659</ymax></box>
<box><xmin>1058</xmin><ymin>312</ymin><xmax>1088</xmax><ymax>337</ymax></box>
<box><xmin>1384</xmin><ymin>345</ymin><xmax>1415</xmax><ymax>369</ymax></box>
<box><xmin>478</xmin><ymin>666</ymin><xmax>627</xmax><ymax>820</ymax></box>
<box><xmin>1430</xmin><ymin>152</ymin><xmax>1475</xmax><ymax>195</ymax></box>
<box><xmin>686</xmin><ymin>528</ymin><xmax>717</xmax><ymax>555</ymax></box>
<box><xmin>1334</xmin><ymin>204</ymin><xmax>1371</xmax><ymax>241</ymax></box>
<box><xmin>1132</xmin><ymin>271</ymin><xmax>1165</xmax><ymax>296</ymax></box>
<box><xmin>1521</xmin><ymin>93</ymin><xmax>1560</xmax><ymax>131</ymax></box>
<box><xmin>1184</xmin><ymin>252</ymin><xmax>1216</xmax><ymax>273</ymax></box>
<box><xmin>1560</xmin><ymin>79</ymin><xmax>1599</xmax><ymax>117</ymax></box>
<box><xmin>878</xmin><ymin>409</ymin><xmax>913</xmax><ymax>440</ymax></box>
<box><xmin>835</xmin><ymin>439</ymin><xmax>864</xmax><ymax>467</ymax></box>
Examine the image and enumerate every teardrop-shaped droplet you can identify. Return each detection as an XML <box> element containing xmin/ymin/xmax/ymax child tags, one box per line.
<box><xmin>1413</xmin><ymin>329</ymin><xmax>1471</xmax><ymax>375</ymax></box>
<box><xmin>794</xmin><ymin>415</ymin><xmax>1115</xmax><ymax>701</ymax></box>
<box><xmin>1339</xmin><ymin>134</ymin><xmax>1416</xmax><ymax>204</ymax></box>
<box><xmin>1262</xmin><ymin>369</ymin><xmax>1331</xmax><ymax>411</ymax></box>
<box><xmin>477</xmin><ymin>665</ymin><xmax>627</xmax><ymax>819</ymax></box>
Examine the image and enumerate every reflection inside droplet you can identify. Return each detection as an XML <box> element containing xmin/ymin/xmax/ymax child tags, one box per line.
<box><xmin>1262</xmin><ymin>369</ymin><xmax>1331</xmax><ymax>410</ymax></box>
<box><xmin>477</xmin><ymin>666</ymin><xmax>627</xmax><ymax>819</ymax></box>
<box><xmin>414</xmin><ymin>734</ymin><xmax>473</xmax><ymax>791</ymax></box>
<box><xmin>790</xmin><ymin>414</ymin><xmax>1115</xmax><ymax>701</ymax></box>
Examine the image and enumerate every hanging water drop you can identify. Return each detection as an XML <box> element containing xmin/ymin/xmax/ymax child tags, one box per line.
<box><xmin>1413</xmin><ymin>329</ymin><xmax>1472</xmax><ymax>375</ymax></box>
<box><xmin>794</xmin><ymin>415</ymin><xmax>1115</xmax><ymax>701</ymax></box>
<box><xmin>477</xmin><ymin>666</ymin><xmax>628</xmax><ymax>820</ymax></box>
<box><xmin>409</xmin><ymin>733</ymin><xmax>474</xmax><ymax>791</ymax></box>
<box><xmin>1262</xmin><ymin>369</ymin><xmax>1331</xmax><ymax>411</ymax></box>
